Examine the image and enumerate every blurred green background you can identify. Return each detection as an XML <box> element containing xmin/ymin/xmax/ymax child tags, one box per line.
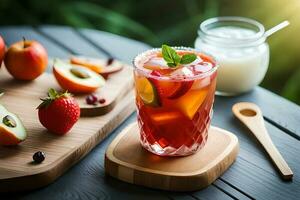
<box><xmin>1</xmin><ymin>0</ymin><xmax>300</xmax><ymax>104</ymax></box>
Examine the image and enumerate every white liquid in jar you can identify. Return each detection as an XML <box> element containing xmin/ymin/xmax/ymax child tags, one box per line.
<box><xmin>195</xmin><ymin>26</ymin><xmax>269</xmax><ymax>95</ymax></box>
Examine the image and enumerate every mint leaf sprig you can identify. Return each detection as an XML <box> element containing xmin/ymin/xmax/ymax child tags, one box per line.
<box><xmin>162</xmin><ymin>44</ymin><xmax>197</xmax><ymax>68</ymax></box>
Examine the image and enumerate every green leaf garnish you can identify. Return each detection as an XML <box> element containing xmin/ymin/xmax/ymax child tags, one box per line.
<box><xmin>162</xmin><ymin>44</ymin><xmax>181</xmax><ymax>68</ymax></box>
<box><xmin>180</xmin><ymin>54</ymin><xmax>197</xmax><ymax>64</ymax></box>
<box><xmin>161</xmin><ymin>44</ymin><xmax>197</xmax><ymax>68</ymax></box>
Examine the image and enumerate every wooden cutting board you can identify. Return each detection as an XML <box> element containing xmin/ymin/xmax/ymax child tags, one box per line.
<box><xmin>105</xmin><ymin>123</ymin><xmax>239</xmax><ymax>191</ymax></box>
<box><xmin>0</xmin><ymin>64</ymin><xmax>135</xmax><ymax>192</ymax></box>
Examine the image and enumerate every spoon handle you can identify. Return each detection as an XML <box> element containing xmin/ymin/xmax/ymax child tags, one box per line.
<box><xmin>232</xmin><ymin>102</ymin><xmax>293</xmax><ymax>180</ymax></box>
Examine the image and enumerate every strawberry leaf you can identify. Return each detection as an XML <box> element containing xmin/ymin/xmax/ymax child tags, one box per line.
<box><xmin>37</xmin><ymin>88</ymin><xmax>72</xmax><ymax>109</ymax></box>
<box><xmin>48</xmin><ymin>88</ymin><xmax>58</xmax><ymax>99</ymax></box>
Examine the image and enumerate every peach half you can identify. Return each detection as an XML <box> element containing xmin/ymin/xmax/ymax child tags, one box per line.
<box><xmin>53</xmin><ymin>59</ymin><xmax>105</xmax><ymax>93</ymax></box>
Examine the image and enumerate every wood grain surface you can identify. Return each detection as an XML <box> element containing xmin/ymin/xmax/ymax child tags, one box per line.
<box><xmin>0</xmin><ymin>66</ymin><xmax>135</xmax><ymax>192</ymax></box>
<box><xmin>105</xmin><ymin>123</ymin><xmax>239</xmax><ymax>191</ymax></box>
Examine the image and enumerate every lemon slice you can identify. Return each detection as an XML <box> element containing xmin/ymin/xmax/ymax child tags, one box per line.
<box><xmin>135</xmin><ymin>77</ymin><xmax>160</xmax><ymax>106</ymax></box>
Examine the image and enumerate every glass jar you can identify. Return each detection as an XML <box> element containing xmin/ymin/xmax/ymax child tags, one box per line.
<box><xmin>195</xmin><ymin>17</ymin><xmax>269</xmax><ymax>96</ymax></box>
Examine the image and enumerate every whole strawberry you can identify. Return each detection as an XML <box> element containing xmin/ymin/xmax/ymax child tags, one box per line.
<box><xmin>37</xmin><ymin>88</ymin><xmax>80</xmax><ymax>135</ymax></box>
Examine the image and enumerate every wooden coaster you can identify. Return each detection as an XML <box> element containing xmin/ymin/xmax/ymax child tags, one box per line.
<box><xmin>105</xmin><ymin>123</ymin><xmax>239</xmax><ymax>191</ymax></box>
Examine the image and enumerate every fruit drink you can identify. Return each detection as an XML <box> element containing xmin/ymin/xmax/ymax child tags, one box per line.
<box><xmin>133</xmin><ymin>47</ymin><xmax>217</xmax><ymax>156</ymax></box>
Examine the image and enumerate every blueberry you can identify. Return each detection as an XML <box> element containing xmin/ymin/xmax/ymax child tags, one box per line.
<box><xmin>33</xmin><ymin>151</ymin><xmax>45</xmax><ymax>163</ymax></box>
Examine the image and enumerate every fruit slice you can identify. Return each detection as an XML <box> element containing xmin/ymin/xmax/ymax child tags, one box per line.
<box><xmin>0</xmin><ymin>104</ymin><xmax>27</xmax><ymax>146</ymax></box>
<box><xmin>150</xmin><ymin>111</ymin><xmax>182</xmax><ymax>125</ymax></box>
<box><xmin>174</xmin><ymin>88</ymin><xmax>209</xmax><ymax>119</ymax></box>
<box><xmin>135</xmin><ymin>76</ymin><xmax>160</xmax><ymax>106</ymax></box>
<box><xmin>53</xmin><ymin>59</ymin><xmax>105</xmax><ymax>93</ymax></box>
<box><xmin>150</xmin><ymin>71</ymin><xmax>193</xmax><ymax>99</ymax></box>
<box><xmin>70</xmin><ymin>56</ymin><xmax>103</xmax><ymax>73</ymax></box>
<box><xmin>70</xmin><ymin>56</ymin><xmax>123</xmax><ymax>78</ymax></box>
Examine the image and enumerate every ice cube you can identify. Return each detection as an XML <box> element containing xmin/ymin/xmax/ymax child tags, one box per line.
<box><xmin>170</xmin><ymin>67</ymin><xmax>194</xmax><ymax>78</ymax></box>
<box><xmin>144</xmin><ymin>57</ymin><xmax>169</xmax><ymax>69</ymax></box>
<box><xmin>191</xmin><ymin>62</ymin><xmax>213</xmax><ymax>74</ymax></box>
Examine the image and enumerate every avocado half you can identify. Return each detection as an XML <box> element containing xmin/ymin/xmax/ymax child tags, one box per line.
<box><xmin>0</xmin><ymin>104</ymin><xmax>27</xmax><ymax>146</ymax></box>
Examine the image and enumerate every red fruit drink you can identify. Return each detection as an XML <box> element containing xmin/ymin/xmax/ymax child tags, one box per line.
<box><xmin>133</xmin><ymin>47</ymin><xmax>217</xmax><ymax>156</ymax></box>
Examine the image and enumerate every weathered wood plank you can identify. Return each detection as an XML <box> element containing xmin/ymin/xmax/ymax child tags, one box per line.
<box><xmin>37</xmin><ymin>26</ymin><xmax>107</xmax><ymax>58</ymax></box>
<box><xmin>214</xmin><ymin>97</ymin><xmax>300</xmax><ymax>178</ymax></box>
<box><xmin>213</xmin><ymin>179</ymin><xmax>252</xmax><ymax>200</ymax></box>
<box><xmin>216</xmin><ymin>87</ymin><xmax>300</xmax><ymax>139</ymax></box>
<box><xmin>192</xmin><ymin>185</ymin><xmax>234</xmax><ymax>200</ymax></box>
<box><xmin>79</xmin><ymin>29</ymin><xmax>151</xmax><ymax>63</ymax></box>
<box><xmin>211</xmin><ymin>97</ymin><xmax>300</xmax><ymax>200</ymax></box>
<box><xmin>221</xmin><ymin>157</ymin><xmax>298</xmax><ymax>200</ymax></box>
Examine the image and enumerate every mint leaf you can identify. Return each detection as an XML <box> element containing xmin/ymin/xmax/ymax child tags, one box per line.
<box><xmin>162</xmin><ymin>44</ymin><xmax>174</xmax><ymax>63</ymax></box>
<box><xmin>162</xmin><ymin>44</ymin><xmax>180</xmax><ymax>67</ymax></box>
<box><xmin>161</xmin><ymin>44</ymin><xmax>197</xmax><ymax>68</ymax></box>
<box><xmin>180</xmin><ymin>54</ymin><xmax>197</xmax><ymax>64</ymax></box>
<box><xmin>167</xmin><ymin>62</ymin><xmax>177</xmax><ymax>67</ymax></box>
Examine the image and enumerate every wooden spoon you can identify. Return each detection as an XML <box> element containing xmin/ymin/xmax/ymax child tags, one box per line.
<box><xmin>232</xmin><ymin>102</ymin><xmax>293</xmax><ymax>180</ymax></box>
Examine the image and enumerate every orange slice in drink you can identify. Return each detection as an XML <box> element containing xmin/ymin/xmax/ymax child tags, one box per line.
<box><xmin>135</xmin><ymin>76</ymin><xmax>160</xmax><ymax>106</ymax></box>
<box><xmin>150</xmin><ymin>111</ymin><xmax>182</xmax><ymax>125</ymax></box>
<box><xmin>174</xmin><ymin>88</ymin><xmax>209</xmax><ymax>119</ymax></box>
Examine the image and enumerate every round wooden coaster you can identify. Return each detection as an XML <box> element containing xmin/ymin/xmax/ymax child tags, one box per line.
<box><xmin>105</xmin><ymin>122</ymin><xmax>239</xmax><ymax>191</ymax></box>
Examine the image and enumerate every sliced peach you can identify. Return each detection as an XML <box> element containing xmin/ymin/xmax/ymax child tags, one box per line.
<box><xmin>150</xmin><ymin>111</ymin><xmax>182</xmax><ymax>125</ymax></box>
<box><xmin>70</xmin><ymin>56</ymin><xmax>123</xmax><ymax>78</ymax></box>
<box><xmin>174</xmin><ymin>88</ymin><xmax>209</xmax><ymax>119</ymax></box>
<box><xmin>53</xmin><ymin>59</ymin><xmax>105</xmax><ymax>93</ymax></box>
<box><xmin>0</xmin><ymin>104</ymin><xmax>27</xmax><ymax>146</ymax></box>
<box><xmin>70</xmin><ymin>56</ymin><xmax>103</xmax><ymax>73</ymax></box>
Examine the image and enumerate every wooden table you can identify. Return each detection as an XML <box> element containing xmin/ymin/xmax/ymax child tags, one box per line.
<box><xmin>0</xmin><ymin>26</ymin><xmax>299</xmax><ymax>200</ymax></box>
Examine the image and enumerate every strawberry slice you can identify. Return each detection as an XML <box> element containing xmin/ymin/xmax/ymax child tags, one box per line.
<box><xmin>168</xmin><ymin>81</ymin><xmax>193</xmax><ymax>99</ymax></box>
<box><xmin>149</xmin><ymin>70</ymin><xmax>193</xmax><ymax>99</ymax></box>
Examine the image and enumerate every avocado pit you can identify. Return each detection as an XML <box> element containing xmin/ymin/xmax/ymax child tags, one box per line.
<box><xmin>3</xmin><ymin>115</ymin><xmax>17</xmax><ymax>128</ymax></box>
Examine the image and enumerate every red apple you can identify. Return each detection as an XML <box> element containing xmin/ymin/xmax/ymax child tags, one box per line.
<box><xmin>4</xmin><ymin>39</ymin><xmax>48</xmax><ymax>80</ymax></box>
<box><xmin>0</xmin><ymin>36</ymin><xmax>5</xmax><ymax>67</ymax></box>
